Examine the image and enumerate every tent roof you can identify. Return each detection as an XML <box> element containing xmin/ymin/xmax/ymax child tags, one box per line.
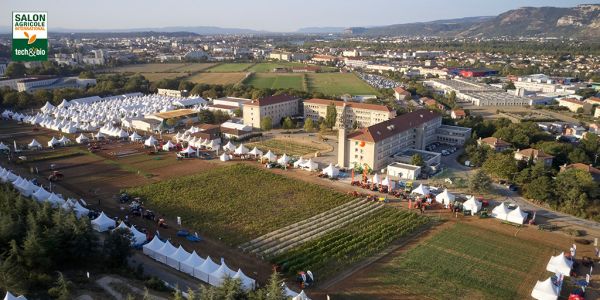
<box><xmin>181</xmin><ymin>250</ymin><xmax>204</xmax><ymax>268</ymax></box>
<box><xmin>143</xmin><ymin>235</ymin><xmax>165</xmax><ymax>252</ymax></box>
<box><xmin>531</xmin><ymin>277</ymin><xmax>559</xmax><ymax>300</ymax></box>
<box><xmin>197</xmin><ymin>256</ymin><xmax>219</xmax><ymax>274</ymax></box>
<box><xmin>546</xmin><ymin>252</ymin><xmax>573</xmax><ymax>276</ymax></box>
<box><xmin>157</xmin><ymin>240</ymin><xmax>177</xmax><ymax>257</ymax></box>
<box><xmin>169</xmin><ymin>246</ymin><xmax>191</xmax><ymax>262</ymax></box>
<box><xmin>411</xmin><ymin>184</ymin><xmax>429</xmax><ymax>195</ymax></box>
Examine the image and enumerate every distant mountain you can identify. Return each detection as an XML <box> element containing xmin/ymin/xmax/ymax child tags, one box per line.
<box><xmin>362</xmin><ymin>4</ymin><xmax>600</xmax><ymax>38</ymax></box>
<box><xmin>296</xmin><ymin>27</ymin><xmax>346</xmax><ymax>34</ymax></box>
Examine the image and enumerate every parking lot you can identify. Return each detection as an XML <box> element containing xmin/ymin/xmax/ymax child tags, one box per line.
<box><xmin>425</xmin><ymin>142</ymin><xmax>458</xmax><ymax>156</ymax></box>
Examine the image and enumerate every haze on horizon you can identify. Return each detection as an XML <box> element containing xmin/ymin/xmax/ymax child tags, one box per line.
<box><xmin>0</xmin><ymin>0</ymin><xmax>593</xmax><ymax>32</ymax></box>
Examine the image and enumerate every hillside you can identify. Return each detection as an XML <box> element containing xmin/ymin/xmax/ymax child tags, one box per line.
<box><xmin>363</xmin><ymin>4</ymin><xmax>600</xmax><ymax>38</ymax></box>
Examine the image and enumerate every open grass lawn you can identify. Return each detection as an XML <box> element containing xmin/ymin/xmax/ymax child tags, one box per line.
<box><xmin>246</xmin><ymin>138</ymin><xmax>326</xmax><ymax>156</ymax></box>
<box><xmin>336</xmin><ymin>223</ymin><xmax>555</xmax><ymax>300</ymax></box>
<box><xmin>107</xmin><ymin>63</ymin><xmax>188</xmax><ymax>73</ymax></box>
<box><xmin>273</xmin><ymin>208</ymin><xmax>429</xmax><ymax>280</ymax></box>
<box><xmin>139</xmin><ymin>72</ymin><xmax>186</xmax><ymax>82</ymax></box>
<box><xmin>308</xmin><ymin>73</ymin><xmax>378</xmax><ymax>96</ymax></box>
<box><xmin>206</xmin><ymin>63</ymin><xmax>253</xmax><ymax>72</ymax></box>
<box><xmin>247</xmin><ymin>62</ymin><xmax>305</xmax><ymax>73</ymax></box>
<box><xmin>185</xmin><ymin>72</ymin><xmax>247</xmax><ymax>85</ymax></box>
<box><xmin>245</xmin><ymin>73</ymin><xmax>305</xmax><ymax>90</ymax></box>
<box><xmin>126</xmin><ymin>164</ymin><xmax>353</xmax><ymax>245</ymax></box>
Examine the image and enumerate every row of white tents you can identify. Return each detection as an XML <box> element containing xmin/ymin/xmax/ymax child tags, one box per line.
<box><xmin>491</xmin><ymin>202</ymin><xmax>528</xmax><ymax>224</ymax></box>
<box><xmin>531</xmin><ymin>252</ymin><xmax>574</xmax><ymax>300</ymax></box>
<box><xmin>142</xmin><ymin>236</ymin><xmax>256</xmax><ymax>290</ymax></box>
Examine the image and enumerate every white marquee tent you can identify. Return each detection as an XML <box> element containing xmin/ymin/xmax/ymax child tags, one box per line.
<box><xmin>194</xmin><ymin>256</ymin><xmax>219</xmax><ymax>282</ymax></box>
<box><xmin>180</xmin><ymin>251</ymin><xmax>204</xmax><ymax>276</ymax></box>
<box><xmin>28</xmin><ymin>139</ymin><xmax>42</xmax><ymax>149</ymax></box>
<box><xmin>322</xmin><ymin>163</ymin><xmax>339</xmax><ymax>178</ymax></box>
<box><xmin>162</xmin><ymin>140</ymin><xmax>176</xmax><ymax>151</ymax></box>
<box><xmin>277</xmin><ymin>153</ymin><xmax>290</xmax><ymax>165</ymax></box>
<box><xmin>166</xmin><ymin>246</ymin><xmax>191</xmax><ymax>270</ymax></box>
<box><xmin>155</xmin><ymin>240</ymin><xmax>178</xmax><ymax>264</ymax></box>
<box><xmin>234</xmin><ymin>143</ymin><xmax>249</xmax><ymax>155</ymax></box>
<box><xmin>220</xmin><ymin>153</ymin><xmax>231</xmax><ymax>161</ymax></box>
<box><xmin>143</xmin><ymin>236</ymin><xmax>165</xmax><ymax>259</ymax></box>
<box><xmin>462</xmin><ymin>196</ymin><xmax>482</xmax><ymax>215</ymax></box>
<box><xmin>249</xmin><ymin>147</ymin><xmax>263</xmax><ymax>157</ymax></box>
<box><xmin>91</xmin><ymin>212</ymin><xmax>116</xmax><ymax>232</ymax></box>
<box><xmin>263</xmin><ymin>150</ymin><xmax>277</xmax><ymax>162</ymax></box>
<box><xmin>411</xmin><ymin>184</ymin><xmax>430</xmax><ymax>195</ymax></box>
<box><xmin>506</xmin><ymin>206</ymin><xmax>528</xmax><ymax>224</ymax></box>
<box><xmin>144</xmin><ymin>136</ymin><xmax>158</xmax><ymax>147</ymax></box>
<box><xmin>531</xmin><ymin>277</ymin><xmax>560</xmax><ymax>300</ymax></box>
<box><xmin>546</xmin><ymin>252</ymin><xmax>573</xmax><ymax>276</ymax></box>
<box><xmin>491</xmin><ymin>202</ymin><xmax>510</xmax><ymax>220</ymax></box>
<box><xmin>435</xmin><ymin>189</ymin><xmax>455</xmax><ymax>205</ymax></box>
<box><xmin>3</xmin><ymin>291</ymin><xmax>27</xmax><ymax>300</ymax></box>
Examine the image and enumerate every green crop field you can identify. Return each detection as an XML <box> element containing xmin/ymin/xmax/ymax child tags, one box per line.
<box><xmin>126</xmin><ymin>164</ymin><xmax>354</xmax><ymax>245</ymax></box>
<box><xmin>107</xmin><ymin>63</ymin><xmax>188</xmax><ymax>73</ymax></box>
<box><xmin>246</xmin><ymin>138</ymin><xmax>327</xmax><ymax>156</ymax></box>
<box><xmin>245</xmin><ymin>73</ymin><xmax>305</xmax><ymax>90</ymax></box>
<box><xmin>247</xmin><ymin>62</ymin><xmax>305</xmax><ymax>73</ymax></box>
<box><xmin>308</xmin><ymin>73</ymin><xmax>378</xmax><ymax>96</ymax></box>
<box><xmin>206</xmin><ymin>63</ymin><xmax>253</xmax><ymax>72</ymax></box>
<box><xmin>185</xmin><ymin>72</ymin><xmax>247</xmax><ymax>85</ymax></box>
<box><xmin>335</xmin><ymin>223</ymin><xmax>555</xmax><ymax>300</ymax></box>
<box><xmin>272</xmin><ymin>208</ymin><xmax>429</xmax><ymax>280</ymax></box>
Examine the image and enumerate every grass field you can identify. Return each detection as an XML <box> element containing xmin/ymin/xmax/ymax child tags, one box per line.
<box><xmin>247</xmin><ymin>62</ymin><xmax>305</xmax><ymax>73</ymax></box>
<box><xmin>139</xmin><ymin>72</ymin><xmax>186</xmax><ymax>82</ymax></box>
<box><xmin>185</xmin><ymin>72</ymin><xmax>247</xmax><ymax>85</ymax></box>
<box><xmin>245</xmin><ymin>73</ymin><xmax>305</xmax><ymax>90</ymax></box>
<box><xmin>246</xmin><ymin>138</ymin><xmax>326</xmax><ymax>156</ymax></box>
<box><xmin>167</xmin><ymin>63</ymin><xmax>217</xmax><ymax>73</ymax></box>
<box><xmin>206</xmin><ymin>63</ymin><xmax>254</xmax><ymax>72</ymax></box>
<box><xmin>108</xmin><ymin>63</ymin><xmax>188</xmax><ymax>73</ymax></box>
<box><xmin>273</xmin><ymin>208</ymin><xmax>429</xmax><ymax>280</ymax></box>
<box><xmin>335</xmin><ymin>223</ymin><xmax>555</xmax><ymax>300</ymax></box>
<box><xmin>307</xmin><ymin>73</ymin><xmax>378</xmax><ymax>96</ymax></box>
<box><xmin>126</xmin><ymin>164</ymin><xmax>354</xmax><ymax>245</ymax></box>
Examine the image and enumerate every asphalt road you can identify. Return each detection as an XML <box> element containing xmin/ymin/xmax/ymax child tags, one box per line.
<box><xmin>128</xmin><ymin>252</ymin><xmax>204</xmax><ymax>293</ymax></box>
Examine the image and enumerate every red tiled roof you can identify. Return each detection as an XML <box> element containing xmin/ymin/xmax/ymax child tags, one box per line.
<box><xmin>559</xmin><ymin>98</ymin><xmax>584</xmax><ymax>105</ymax></box>
<box><xmin>585</xmin><ymin>97</ymin><xmax>600</xmax><ymax>104</ymax></box>
<box><xmin>304</xmin><ymin>98</ymin><xmax>392</xmax><ymax>112</ymax></box>
<box><xmin>393</xmin><ymin>86</ymin><xmax>410</xmax><ymax>94</ymax></box>
<box><xmin>452</xmin><ymin>109</ymin><xmax>466</xmax><ymax>116</ymax></box>
<box><xmin>246</xmin><ymin>94</ymin><xmax>301</xmax><ymax>107</ymax></box>
<box><xmin>516</xmin><ymin>148</ymin><xmax>553</xmax><ymax>159</ymax></box>
<box><xmin>480</xmin><ymin>137</ymin><xmax>511</xmax><ymax>147</ymax></box>
<box><xmin>346</xmin><ymin>109</ymin><xmax>441</xmax><ymax>143</ymax></box>
<box><xmin>562</xmin><ymin>163</ymin><xmax>600</xmax><ymax>175</ymax></box>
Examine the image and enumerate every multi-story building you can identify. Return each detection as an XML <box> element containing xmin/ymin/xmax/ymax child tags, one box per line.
<box><xmin>243</xmin><ymin>94</ymin><xmax>301</xmax><ymax>129</ymax></box>
<box><xmin>337</xmin><ymin>109</ymin><xmax>471</xmax><ymax>170</ymax></box>
<box><xmin>303</xmin><ymin>99</ymin><xmax>396</xmax><ymax>129</ymax></box>
<box><xmin>557</xmin><ymin>98</ymin><xmax>590</xmax><ymax>112</ymax></box>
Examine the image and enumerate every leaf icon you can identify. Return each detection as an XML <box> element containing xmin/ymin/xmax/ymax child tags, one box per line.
<box><xmin>28</xmin><ymin>34</ymin><xmax>37</xmax><ymax>45</ymax></box>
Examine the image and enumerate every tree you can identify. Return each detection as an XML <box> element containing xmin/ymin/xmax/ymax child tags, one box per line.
<box><xmin>503</xmin><ymin>81</ymin><xmax>516</xmax><ymax>90</ymax></box>
<box><xmin>187</xmin><ymin>288</ymin><xmax>199</xmax><ymax>300</ymax></box>
<box><xmin>48</xmin><ymin>272</ymin><xmax>73</xmax><ymax>300</ymax></box>
<box><xmin>410</xmin><ymin>154</ymin><xmax>425</xmax><ymax>167</ymax></box>
<box><xmin>260</xmin><ymin>117</ymin><xmax>273</xmax><ymax>131</ymax></box>
<box><xmin>79</xmin><ymin>71</ymin><xmax>95</xmax><ymax>79</ymax></box>
<box><xmin>303</xmin><ymin>117</ymin><xmax>315</xmax><ymax>132</ymax></box>
<box><xmin>5</xmin><ymin>62</ymin><xmax>27</xmax><ymax>78</ymax></box>
<box><xmin>233</xmin><ymin>108</ymin><xmax>243</xmax><ymax>117</ymax></box>
<box><xmin>165</xmin><ymin>118</ymin><xmax>178</xmax><ymax>128</ymax></box>
<box><xmin>482</xmin><ymin>152</ymin><xmax>518</xmax><ymax>180</ymax></box>
<box><xmin>469</xmin><ymin>170</ymin><xmax>491</xmax><ymax>193</ymax></box>
<box><xmin>102</xmin><ymin>228</ymin><xmax>133</xmax><ymax>267</ymax></box>
<box><xmin>265</xmin><ymin>272</ymin><xmax>285</xmax><ymax>300</ymax></box>
<box><xmin>523</xmin><ymin>176</ymin><xmax>554</xmax><ymax>202</ymax></box>
<box><xmin>198</xmin><ymin>110</ymin><xmax>215</xmax><ymax>124</ymax></box>
<box><xmin>282</xmin><ymin>117</ymin><xmax>294</xmax><ymax>130</ymax></box>
<box><xmin>213</xmin><ymin>110</ymin><xmax>231</xmax><ymax>124</ymax></box>
<box><xmin>554</xmin><ymin>169</ymin><xmax>598</xmax><ymax>216</ymax></box>
<box><xmin>324</xmin><ymin>102</ymin><xmax>337</xmax><ymax>129</ymax></box>
<box><xmin>568</xmin><ymin>148</ymin><xmax>591</xmax><ymax>164</ymax></box>
<box><xmin>0</xmin><ymin>240</ymin><xmax>28</xmax><ymax>294</ymax></box>
<box><xmin>173</xmin><ymin>286</ymin><xmax>185</xmax><ymax>300</ymax></box>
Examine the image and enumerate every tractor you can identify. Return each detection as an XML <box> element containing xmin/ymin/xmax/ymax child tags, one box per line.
<box><xmin>48</xmin><ymin>171</ymin><xmax>64</xmax><ymax>182</ymax></box>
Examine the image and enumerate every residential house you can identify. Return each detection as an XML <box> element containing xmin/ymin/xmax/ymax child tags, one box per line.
<box><xmin>514</xmin><ymin>148</ymin><xmax>554</xmax><ymax>166</ymax></box>
<box><xmin>477</xmin><ymin>137</ymin><xmax>512</xmax><ymax>152</ymax></box>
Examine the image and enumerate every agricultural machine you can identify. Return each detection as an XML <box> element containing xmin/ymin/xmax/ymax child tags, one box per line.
<box><xmin>296</xmin><ymin>270</ymin><xmax>314</xmax><ymax>288</ymax></box>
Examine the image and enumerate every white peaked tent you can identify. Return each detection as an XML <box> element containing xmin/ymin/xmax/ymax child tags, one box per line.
<box><xmin>57</xmin><ymin>99</ymin><xmax>69</xmax><ymax>109</ymax></box>
<box><xmin>130</xmin><ymin>225</ymin><xmax>148</xmax><ymax>245</ymax></box>
<box><xmin>381</xmin><ymin>176</ymin><xmax>395</xmax><ymax>190</ymax></box>
<box><xmin>155</xmin><ymin>240</ymin><xmax>178</xmax><ymax>264</ymax></box>
<box><xmin>546</xmin><ymin>252</ymin><xmax>573</xmax><ymax>276</ymax></box>
<box><xmin>531</xmin><ymin>277</ymin><xmax>560</xmax><ymax>300</ymax></box>
<box><xmin>0</xmin><ymin>142</ymin><xmax>10</xmax><ymax>151</ymax></box>
<box><xmin>411</xmin><ymin>184</ymin><xmax>430</xmax><ymax>195</ymax></box>
<box><xmin>91</xmin><ymin>212</ymin><xmax>116</xmax><ymax>232</ymax></box>
<box><xmin>94</xmin><ymin>131</ymin><xmax>105</xmax><ymax>140</ymax></box>
<box><xmin>263</xmin><ymin>150</ymin><xmax>277</xmax><ymax>162</ymax></box>
<box><xmin>40</xmin><ymin>101</ymin><xmax>55</xmax><ymax>112</ymax></box>
<box><xmin>47</xmin><ymin>193</ymin><xmax>66</xmax><ymax>206</ymax></box>
<box><xmin>194</xmin><ymin>256</ymin><xmax>219</xmax><ymax>282</ymax></box>
<box><xmin>143</xmin><ymin>235</ymin><xmax>165</xmax><ymax>259</ymax></box>
<box><xmin>209</xmin><ymin>260</ymin><xmax>237</xmax><ymax>287</ymax></box>
<box><xmin>300</xmin><ymin>159</ymin><xmax>318</xmax><ymax>171</ymax></box>
<box><xmin>181</xmin><ymin>251</ymin><xmax>204</xmax><ymax>276</ymax></box>
<box><xmin>58</xmin><ymin>136</ymin><xmax>71</xmax><ymax>145</ymax></box>
<box><xmin>28</xmin><ymin>139</ymin><xmax>42</xmax><ymax>149</ymax></box>
<box><xmin>32</xmin><ymin>187</ymin><xmax>51</xmax><ymax>202</ymax></box>
<box><xmin>207</xmin><ymin>139</ymin><xmax>220</xmax><ymax>150</ymax></box>
<box><xmin>220</xmin><ymin>153</ymin><xmax>231</xmax><ymax>161</ymax></box>
<box><xmin>130</xmin><ymin>131</ymin><xmax>143</xmax><ymax>141</ymax></box>
<box><xmin>180</xmin><ymin>146</ymin><xmax>196</xmax><ymax>157</ymax></box>
<box><xmin>166</xmin><ymin>246</ymin><xmax>191</xmax><ymax>270</ymax></box>
<box><xmin>72</xmin><ymin>200</ymin><xmax>90</xmax><ymax>218</ymax></box>
<box><xmin>47</xmin><ymin>137</ymin><xmax>60</xmax><ymax>147</ymax></box>
<box><xmin>113</xmin><ymin>221</ymin><xmax>129</xmax><ymax>231</ymax></box>
<box><xmin>233</xmin><ymin>269</ymin><xmax>256</xmax><ymax>290</ymax></box>
<box><xmin>322</xmin><ymin>163</ymin><xmax>340</xmax><ymax>177</ymax></box>
<box><xmin>292</xmin><ymin>290</ymin><xmax>310</xmax><ymax>300</ymax></box>
<box><xmin>234</xmin><ymin>143</ymin><xmax>249</xmax><ymax>155</ymax></box>
<box><xmin>293</xmin><ymin>157</ymin><xmax>307</xmax><ymax>168</ymax></box>
<box><xmin>162</xmin><ymin>140</ymin><xmax>175</xmax><ymax>151</ymax></box>
<box><xmin>249</xmin><ymin>147</ymin><xmax>263</xmax><ymax>157</ymax></box>
<box><xmin>17</xmin><ymin>180</ymin><xmax>37</xmax><ymax>197</ymax></box>
<box><xmin>506</xmin><ymin>206</ymin><xmax>528</xmax><ymax>224</ymax></box>
<box><xmin>223</xmin><ymin>141</ymin><xmax>236</xmax><ymax>152</ymax></box>
<box><xmin>462</xmin><ymin>196</ymin><xmax>481</xmax><ymax>215</ymax></box>
<box><xmin>371</xmin><ymin>173</ymin><xmax>381</xmax><ymax>185</ymax></box>
<box><xmin>144</xmin><ymin>136</ymin><xmax>158</xmax><ymax>147</ymax></box>
<box><xmin>4</xmin><ymin>291</ymin><xmax>27</xmax><ymax>300</ymax></box>
<box><xmin>117</xmin><ymin>129</ymin><xmax>129</xmax><ymax>139</ymax></box>
<box><xmin>491</xmin><ymin>202</ymin><xmax>510</xmax><ymax>220</ymax></box>
<box><xmin>435</xmin><ymin>189</ymin><xmax>455</xmax><ymax>205</ymax></box>
<box><xmin>277</xmin><ymin>153</ymin><xmax>290</xmax><ymax>165</ymax></box>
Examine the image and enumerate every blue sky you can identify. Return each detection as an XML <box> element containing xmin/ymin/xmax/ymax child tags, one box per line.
<box><xmin>1</xmin><ymin>0</ymin><xmax>594</xmax><ymax>32</ymax></box>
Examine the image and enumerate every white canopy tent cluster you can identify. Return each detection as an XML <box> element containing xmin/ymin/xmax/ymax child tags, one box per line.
<box><xmin>1</xmin><ymin>110</ymin><xmax>27</xmax><ymax>122</ymax></box>
<box><xmin>112</xmin><ymin>221</ymin><xmax>148</xmax><ymax>246</ymax></box>
<box><xmin>173</xmin><ymin>132</ymin><xmax>220</xmax><ymax>150</ymax></box>
<box><xmin>530</xmin><ymin>252</ymin><xmax>574</xmax><ymax>300</ymax></box>
<box><xmin>435</xmin><ymin>189</ymin><xmax>455</xmax><ymax>206</ymax></box>
<box><xmin>142</xmin><ymin>236</ymin><xmax>257</xmax><ymax>290</ymax></box>
<box><xmin>321</xmin><ymin>163</ymin><xmax>340</xmax><ymax>178</ymax></box>
<box><xmin>491</xmin><ymin>202</ymin><xmax>528</xmax><ymax>224</ymax></box>
<box><xmin>11</xmin><ymin>93</ymin><xmax>205</xmax><ymax>134</ymax></box>
<box><xmin>0</xmin><ymin>166</ymin><xmax>90</xmax><ymax>219</ymax></box>
<box><xmin>462</xmin><ymin>195</ymin><xmax>482</xmax><ymax>215</ymax></box>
